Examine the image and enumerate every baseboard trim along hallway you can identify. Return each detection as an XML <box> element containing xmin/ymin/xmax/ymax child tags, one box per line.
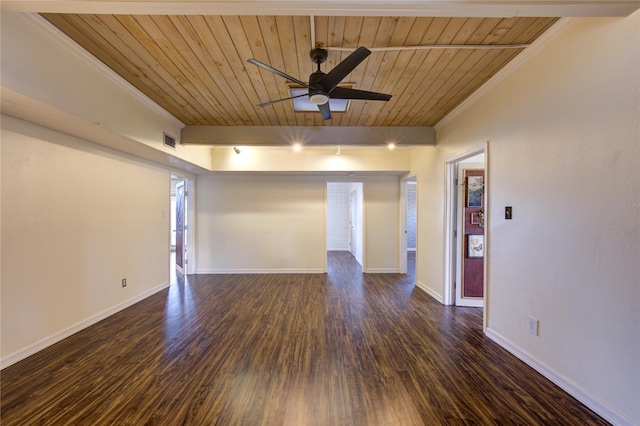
<box><xmin>1</xmin><ymin>281</ymin><xmax>169</xmax><ymax>370</ymax></box>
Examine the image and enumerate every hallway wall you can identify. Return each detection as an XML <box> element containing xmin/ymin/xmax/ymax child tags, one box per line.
<box><xmin>1</xmin><ymin>116</ymin><xmax>171</xmax><ymax>366</ymax></box>
<box><xmin>412</xmin><ymin>14</ymin><xmax>640</xmax><ymax>424</ymax></box>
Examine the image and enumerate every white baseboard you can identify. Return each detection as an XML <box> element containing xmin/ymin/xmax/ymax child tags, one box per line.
<box><xmin>415</xmin><ymin>280</ymin><xmax>444</xmax><ymax>304</ymax></box>
<box><xmin>196</xmin><ymin>269</ymin><xmax>325</xmax><ymax>274</ymax></box>
<box><xmin>1</xmin><ymin>281</ymin><xmax>170</xmax><ymax>370</ymax></box>
<box><xmin>485</xmin><ymin>328</ymin><xmax>635</xmax><ymax>426</ymax></box>
<box><xmin>363</xmin><ymin>268</ymin><xmax>400</xmax><ymax>273</ymax></box>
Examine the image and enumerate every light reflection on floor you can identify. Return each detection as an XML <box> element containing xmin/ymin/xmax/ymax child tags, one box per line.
<box><xmin>165</xmin><ymin>251</ymin><xmax>195</xmax><ymax>342</ymax></box>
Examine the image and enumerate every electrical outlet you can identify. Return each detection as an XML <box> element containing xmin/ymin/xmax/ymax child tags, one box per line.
<box><xmin>527</xmin><ymin>316</ymin><xmax>539</xmax><ymax>336</ymax></box>
<box><xmin>122</xmin><ymin>278</ymin><xmax>127</xmax><ymax>288</ymax></box>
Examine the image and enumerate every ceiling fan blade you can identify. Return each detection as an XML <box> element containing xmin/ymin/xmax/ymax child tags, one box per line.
<box><xmin>318</xmin><ymin>46</ymin><xmax>371</xmax><ymax>91</ymax></box>
<box><xmin>247</xmin><ymin>58</ymin><xmax>312</xmax><ymax>89</ymax></box>
<box><xmin>329</xmin><ymin>87</ymin><xmax>392</xmax><ymax>101</ymax></box>
<box><xmin>257</xmin><ymin>93</ymin><xmax>308</xmax><ymax>107</ymax></box>
<box><xmin>318</xmin><ymin>102</ymin><xmax>332</xmax><ymax>120</ymax></box>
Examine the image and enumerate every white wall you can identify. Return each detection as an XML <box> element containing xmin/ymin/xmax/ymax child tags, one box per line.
<box><xmin>363</xmin><ymin>176</ymin><xmax>401</xmax><ymax>273</ymax></box>
<box><xmin>1</xmin><ymin>115</ymin><xmax>172</xmax><ymax>366</ymax></box>
<box><xmin>327</xmin><ymin>183</ymin><xmax>351</xmax><ymax>251</ymax></box>
<box><xmin>210</xmin><ymin>146</ymin><xmax>411</xmax><ymax>173</ymax></box>
<box><xmin>414</xmin><ymin>14</ymin><xmax>640</xmax><ymax>425</ymax></box>
<box><xmin>195</xmin><ymin>174</ymin><xmax>400</xmax><ymax>273</ymax></box>
<box><xmin>196</xmin><ymin>174</ymin><xmax>326</xmax><ymax>272</ymax></box>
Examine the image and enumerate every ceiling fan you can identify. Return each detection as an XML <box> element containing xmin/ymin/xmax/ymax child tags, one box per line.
<box><xmin>247</xmin><ymin>46</ymin><xmax>392</xmax><ymax>120</ymax></box>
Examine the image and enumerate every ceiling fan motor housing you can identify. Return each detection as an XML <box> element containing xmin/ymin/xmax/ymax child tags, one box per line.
<box><xmin>308</xmin><ymin>70</ymin><xmax>330</xmax><ymax>105</ymax></box>
<box><xmin>310</xmin><ymin>47</ymin><xmax>328</xmax><ymax>64</ymax></box>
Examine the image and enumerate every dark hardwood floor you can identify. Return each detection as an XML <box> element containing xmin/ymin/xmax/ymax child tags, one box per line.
<box><xmin>1</xmin><ymin>251</ymin><xmax>606</xmax><ymax>425</ymax></box>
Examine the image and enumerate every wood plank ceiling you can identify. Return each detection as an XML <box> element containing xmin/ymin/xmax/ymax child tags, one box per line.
<box><xmin>42</xmin><ymin>14</ymin><xmax>558</xmax><ymax>127</ymax></box>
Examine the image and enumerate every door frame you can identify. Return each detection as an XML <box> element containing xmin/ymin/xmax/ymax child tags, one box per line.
<box><xmin>170</xmin><ymin>172</ymin><xmax>196</xmax><ymax>275</ymax></box>
<box><xmin>444</xmin><ymin>144</ymin><xmax>488</xmax><ymax>323</ymax></box>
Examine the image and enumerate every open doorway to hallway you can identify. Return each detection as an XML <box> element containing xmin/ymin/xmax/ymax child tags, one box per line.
<box><xmin>170</xmin><ymin>176</ymin><xmax>183</xmax><ymax>284</ymax></box>
<box><xmin>170</xmin><ymin>174</ymin><xmax>194</xmax><ymax>284</ymax></box>
<box><xmin>455</xmin><ymin>154</ymin><xmax>485</xmax><ymax>308</ymax></box>
<box><xmin>401</xmin><ymin>176</ymin><xmax>417</xmax><ymax>282</ymax></box>
<box><xmin>445</xmin><ymin>147</ymin><xmax>487</xmax><ymax>314</ymax></box>
<box><xmin>326</xmin><ymin>182</ymin><xmax>364</xmax><ymax>271</ymax></box>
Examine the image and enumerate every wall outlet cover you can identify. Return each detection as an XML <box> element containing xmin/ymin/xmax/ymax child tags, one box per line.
<box><xmin>527</xmin><ymin>316</ymin><xmax>539</xmax><ymax>336</ymax></box>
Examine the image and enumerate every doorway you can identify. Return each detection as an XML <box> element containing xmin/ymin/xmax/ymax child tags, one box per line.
<box><xmin>444</xmin><ymin>147</ymin><xmax>487</xmax><ymax>313</ymax></box>
<box><xmin>326</xmin><ymin>182</ymin><xmax>364</xmax><ymax>270</ymax></box>
<box><xmin>400</xmin><ymin>176</ymin><xmax>417</xmax><ymax>279</ymax></box>
<box><xmin>170</xmin><ymin>174</ymin><xmax>195</xmax><ymax>281</ymax></box>
<box><xmin>175</xmin><ymin>180</ymin><xmax>186</xmax><ymax>274</ymax></box>
<box><xmin>455</xmin><ymin>159</ymin><xmax>485</xmax><ymax>307</ymax></box>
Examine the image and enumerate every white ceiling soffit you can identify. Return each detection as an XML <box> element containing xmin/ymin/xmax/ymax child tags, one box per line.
<box><xmin>1</xmin><ymin>87</ymin><xmax>211</xmax><ymax>175</ymax></box>
<box><xmin>181</xmin><ymin>125</ymin><xmax>437</xmax><ymax>147</ymax></box>
<box><xmin>2</xmin><ymin>1</ymin><xmax>639</xmax><ymax>17</ymax></box>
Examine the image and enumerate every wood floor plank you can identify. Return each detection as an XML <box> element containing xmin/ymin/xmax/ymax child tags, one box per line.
<box><xmin>1</xmin><ymin>252</ymin><xmax>608</xmax><ymax>425</ymax></box>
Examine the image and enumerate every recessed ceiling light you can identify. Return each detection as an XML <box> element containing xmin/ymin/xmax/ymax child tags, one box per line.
<box><xmin>387</xmin><ymin>143</ymin><xmax>396</xmax><ymax>150</ymax></box>
<box><xmin>293</xmin><ymin>143</ymin><xmax>302</xmax><ymax>152</ymax></box>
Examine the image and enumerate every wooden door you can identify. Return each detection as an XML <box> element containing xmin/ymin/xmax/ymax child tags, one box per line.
<box><xmin>456</xmin><ymin>166</ymin><xmax>484</xmax><ymax>307</ymax></box>
<box><xmin>463</xmin><ymin>169</ymin><xmax>484</xmax><ymax>297</ymax></box>
<box><xmin>175</xmin><ymin>181</ymin><xmax>185</xmax><ymax>272</ymax></box>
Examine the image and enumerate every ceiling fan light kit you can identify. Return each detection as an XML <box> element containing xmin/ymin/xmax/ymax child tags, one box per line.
<box><xmin>248</xmin><ymin>46</ymin><xmax>392</xmax><ymax>120</ymax></box>
<box><xmin>309</xmin><ymin>93</ymin><xmax>329</xmax><ymax>105</ymax></box>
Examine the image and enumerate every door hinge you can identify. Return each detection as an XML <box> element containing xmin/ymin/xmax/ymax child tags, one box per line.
<box><xmin>453</xmin><ymin>282</ymin><xmax>457</xmax><ymax>289</ymax></box>
<box><xmin>184</xmin><ymin>225</ymin><xmax>188</xmax><ymax>230</ymax></box>
<box><xmin>453</xmin><ymin>230</ymin><xmax>457</xmax><ymax>238</ymax></box>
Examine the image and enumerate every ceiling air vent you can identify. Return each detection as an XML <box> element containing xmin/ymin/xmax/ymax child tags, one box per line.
<box><xmin>163</xmin><ymin>132</ymin><xmax>176</xmax><ymax>149</ymax></box>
